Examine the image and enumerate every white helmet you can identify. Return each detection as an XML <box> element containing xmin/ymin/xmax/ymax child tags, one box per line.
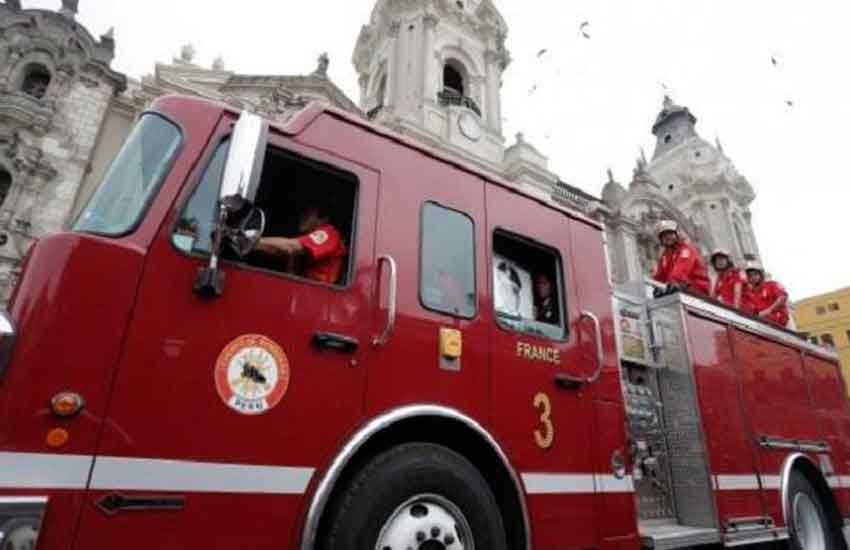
<box><xmin>744</xmin><ymin>260</ymin><xmax>764</xmax><ymax>275</ymax></box>
<box><xmin>655</xmin><ymin>220</ymin><xmax>679</xmax><ymax>238</ymax></box>
<box><xmin>711</xmin><ymin>248</ymin><xmax>733</xmax><ymax>264</ymax></box>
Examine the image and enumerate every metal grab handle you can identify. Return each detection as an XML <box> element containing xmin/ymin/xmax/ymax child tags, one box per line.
<box><xmin>580</xmin><ymin>310</ymin><xmax>605</xmax><ymax>384</ymax></box>
<box><xmin>372</xmin><ymin>255</ymin><xmax>398</xmax><ymax>346</ymax></box>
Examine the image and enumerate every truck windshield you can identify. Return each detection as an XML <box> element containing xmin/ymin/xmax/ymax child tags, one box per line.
<box><xmin>73</xmin><ymin>113</ymin><xmax>182</xmax><ymax>236</ymax></box>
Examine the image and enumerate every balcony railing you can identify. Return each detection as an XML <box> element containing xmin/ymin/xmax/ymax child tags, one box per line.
<box><xmin>437</xmin><ymin>88</ymin><xmax>481</xmax><ymax>117</ymax></box>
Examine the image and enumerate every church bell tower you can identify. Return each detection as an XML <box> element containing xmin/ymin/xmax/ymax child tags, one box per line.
<box><xmin>353</xmin><ymin>0</ymin><xmax>510</xmax><ymax>171</ymax></box>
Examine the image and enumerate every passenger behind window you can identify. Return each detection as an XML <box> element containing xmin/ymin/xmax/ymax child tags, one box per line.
<box><xmin>493</xmin><ymin>256</ymin><xmax>533</xmax><ymax>319</ymax></box>
<box><xmin>254</xmin><ymin>193</ymin><xmax>347</xmax><ymax>285</ymax></box>
<box><xmin>533</xmin><ymin>272</ymin><xmax>560</xmax><ymax>325</ymax></box>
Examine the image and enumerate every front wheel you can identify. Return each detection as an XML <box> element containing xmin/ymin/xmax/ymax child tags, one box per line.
<box><xmin>322</xmin><ymin>442</ymin><xmax>508</xmax><ymax>550</ymax></box>
<box><xmin>788</xmin><ymin>470</ymin><xmax>839</xmax><ymax>550</ymax></box>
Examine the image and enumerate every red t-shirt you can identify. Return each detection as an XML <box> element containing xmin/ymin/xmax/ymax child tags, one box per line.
<box><xmin>297</xmin><ymin>224</ymin><xmax>347</xmax><ymax>284</ymax></box>
<box><xmin>712</xmin><ymin>268</ymin><xmax>746</xmax><ymax>306</ymax></box>
<box><xmin>653</xmin><ymin>241</ymin><xmax>710</xmax><ymax>295</ymax></box>
<box><xmin>743</xmin><ymin>280</ymin><xmax>789</xmax><ymax>327</ymax></box>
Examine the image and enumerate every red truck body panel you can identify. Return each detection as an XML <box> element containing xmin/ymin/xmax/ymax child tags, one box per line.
<box><xmin>0</xmin><ymin>95</ymin><xmax>846</xmax><ymax>550</ymax></box>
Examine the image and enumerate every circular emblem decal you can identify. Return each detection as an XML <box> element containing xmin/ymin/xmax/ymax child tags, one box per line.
<box><xmin>310</xmin><ymin>230</ymin><xmax>329</xmax><ymax>245</ymax></box>
<box><xmin>215</xmin><ymin>334</ymin><xmax>290</xmax><ymax>415</ymax></box>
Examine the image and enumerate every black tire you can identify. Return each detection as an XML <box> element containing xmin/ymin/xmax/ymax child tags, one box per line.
<box><xmin>788</xmin><ymin>470</ymin><xmax>839</xmax><ymax>550</ymax></box>
<box><xmin>322</xmin><ymin>442</ymin><xmax>508</xmax><ymax>550</ymax></box>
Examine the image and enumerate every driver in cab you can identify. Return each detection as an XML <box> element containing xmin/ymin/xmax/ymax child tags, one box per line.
<box><xmin>255</xmin><ymin>197</ymin><xmax>346</xmax><ymax>285</ymax></box>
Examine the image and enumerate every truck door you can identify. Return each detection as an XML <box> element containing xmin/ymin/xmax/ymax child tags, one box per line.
<box><xmin>486</xmin><ymin>185</ymin><xmax>602</xmax><ymax>550</ymax></box>
<box><xmin>74</xmin><ymin>125</ymin><xmax>378</xmax><ymax>549</ymax></box>
<box><xmin>366</xmin><ymin>147</ymin><xmax>489</xmax><ymax>421</ymax></box>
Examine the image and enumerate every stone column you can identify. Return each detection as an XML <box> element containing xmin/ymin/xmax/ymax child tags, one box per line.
<box><xmin>422</xmin><ymin>13</ymin><xmax>439</xmax><ymax>105</ymax></box>
<box><xmin>387</xmin><ymin>21</ymin><xmax>402</xmax><ymax>112</ymax></box>
<box><xmin>358</xmin><ymin>74</ymin><xmax>370</xmax><ymax>107</ymax></box>
<box><xmin>483</xmin><ymin>50</ymin><xmax>500</xmax><ymax>131</ymax></box>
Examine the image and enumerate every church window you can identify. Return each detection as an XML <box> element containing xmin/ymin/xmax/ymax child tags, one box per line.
<box><xmin>667</xmin><ymin>185</ymin><xmax>674</xmax><ymax>191</ymax></box>
<box><xmin>695</xmin><ymin>151</ymin><xmax>701</xmax><ymax>158</ymax></box>
<box><xmin>710</xmin><ymin>203</ymin><xmax>716</xmax><ymax>209</ymax></box>
<box><xmin>443</xmin><ymin>61</ymin><xmax>465</xmax><ymax>96</ymax></box>
<box><xmin>664</xmin><ymin>134</ymin><xmax>672</xmax><ymax>144</ymax></box>
<box><xmin>20</xmin><ymin>63</ymin><xmax>51</xmax><ymax>99</ymax></box>
<box><xmin>0</xmin><ymin>168</ymin><xmax>11</xmax><ymax>209</ymax></box>
<box><xmin>456</xmin><ymin>1</ymin><xmax>465</xmax><ymax>9</ymax></box>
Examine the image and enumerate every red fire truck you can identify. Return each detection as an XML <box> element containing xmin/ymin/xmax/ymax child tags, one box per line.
<box><xmin>0</xmin><ymin>95</ymin><xmax>847</xmax><ymax>550</ymax></box>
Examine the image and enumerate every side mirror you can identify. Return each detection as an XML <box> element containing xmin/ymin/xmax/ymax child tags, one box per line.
<box><xmin>195</xmin><ymin>110</ymin><xmax>269</xmax><ymax>298</ymax></box>
<box><xmin>219</xmin><ymin>112</ymin><xmax>268</xmax><ymax>212</ymax></box>
<box><xmin>228</xmin><ymin>207</ymin><xmax>266</xmax><ymax>257</ymax></box>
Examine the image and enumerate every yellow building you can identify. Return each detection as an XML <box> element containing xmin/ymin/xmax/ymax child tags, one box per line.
<box><xmin>793</xmin><ymin>287</ymin><xmax>850</xmax><ymax>393</ymax></box>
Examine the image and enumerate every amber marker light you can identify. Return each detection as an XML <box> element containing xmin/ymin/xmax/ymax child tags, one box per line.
<box><xmin>50</xmin><ymin>391</ymin><xmax>84</xmax><ymax>418</ymax></box>
<box><xmin>46</xmin><ymin>428</ymin><xmax>69</xmax><ymax>448</ymax></box>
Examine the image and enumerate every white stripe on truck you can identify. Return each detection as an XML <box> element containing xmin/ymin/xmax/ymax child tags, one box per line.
<box><xmin>0</xmin><ymin>452</ymin><xmax>314</xmax><ymax>494</ymax></box>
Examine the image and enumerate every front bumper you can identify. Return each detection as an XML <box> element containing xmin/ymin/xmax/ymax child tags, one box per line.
<box><xmin>0</xmin><ymin>496</ymin><xmax>47</xmax><ymax>549</ymax></box>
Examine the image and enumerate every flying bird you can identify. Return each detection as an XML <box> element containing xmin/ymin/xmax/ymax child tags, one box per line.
<box><xmin>579</xmin><ymin>21</ymin><xmax>591</xmax><ymax>39</ymax></box>
<box><xmin>785</xmin><ymin>100</ymin><xmax>794</xmax><ymax>107</ymax></box>
<box><xmin>529</xmin><ymin>84</ymin><xmax>538</xmax><ymax>95</ymax></box>
<box><xmin>771</xmin><ymin>56</ymin><xmax>778</xmax><ymax>66</ymax></box>
<box><xmin>537</xmin><ymin>48</ymin><xmax>548</xmax><ymax>58</ymax></box>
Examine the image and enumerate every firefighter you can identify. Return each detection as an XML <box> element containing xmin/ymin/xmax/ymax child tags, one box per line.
<box><xmin>652</xmin><ymin>220</ymin><xmax>710</xmax><ymax>296</ymax></box>
<box><xmin>709</xmin><ymin>248</ymin><xmax>745</xmax><ymax>308</ymax></box>
<box><xmin>533</xmin><ymin>272</ymin><xmax>560</xmax><ymax>325</ymax></box>
<box><xmin>742</xmin><ymin>261</ymin><xmax>789</xmax><ymax>327</ymax></box>
<box><xmin>255</xmin><ymin>197</ymin><xmax>347</xmax><ymax>285</ymax></box>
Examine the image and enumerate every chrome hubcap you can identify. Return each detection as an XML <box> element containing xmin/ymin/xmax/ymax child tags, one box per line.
<box><xmin>376</xmin><ymin>493</ymin><xmax>473</xmax><ymax>550</ymax></box>
<box><xmin>794</xmin><ymin>492</ymin><xmax>826</xmax><ymax>550</ymax></box>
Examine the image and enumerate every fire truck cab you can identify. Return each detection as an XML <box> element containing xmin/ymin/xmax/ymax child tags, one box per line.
<box><xmin>0</xmin><ymin>95</ymin><xmax>847</xmax><ymax>550</ymax></box>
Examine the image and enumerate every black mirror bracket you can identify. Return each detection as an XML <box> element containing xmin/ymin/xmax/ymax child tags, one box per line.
<box><xmin>194</xmin><ymin>203</ymin><xmax>229</xmax><ymax>298</ymax></box>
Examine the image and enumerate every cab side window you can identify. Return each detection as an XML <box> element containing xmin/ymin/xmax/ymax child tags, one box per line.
<box><xmin>493</xmin><ymin>230</ymin><xmax>566</xmax><ymax>340</ymax></box>
<box><xmin>420</xmin><ymin>202</ymin><xmax>476</xmax><ymax>318</ymax></box>
<box><xmin>172</xmin><ymin>141</ymin><xmax>358</xmax><ymax>287</ymax></box>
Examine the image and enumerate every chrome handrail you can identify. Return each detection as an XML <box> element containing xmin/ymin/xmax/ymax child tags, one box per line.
<box><xmin>581</xmin><ymin>310</ymin><xmax>605</xmax><ymax>383</ymax></box>
<box><xmin>372</xmin><ymin>255</ymin><xmax>398</xmax><ymax>346</ymax></box>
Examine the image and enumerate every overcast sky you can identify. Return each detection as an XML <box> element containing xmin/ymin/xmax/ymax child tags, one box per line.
<box><xmin>22</xmin><ymin>0</ymin><xmax>850</xmax><ymax>299</ymax></box>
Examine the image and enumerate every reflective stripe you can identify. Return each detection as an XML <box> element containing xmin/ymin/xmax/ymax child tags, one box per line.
<box><xmin>0</xmin><ymin>452</ymin><xmax>314</xmax><ymax>495</ymax></box>
<box><xmin>90</xmin><ymin>456</ymin><xmax>314</xmax><ymax>494</ymax></box>
<box><xmin>521</xmin><ymin>473</ymin><xmax>634</xmax><ymax>494</ymax></box>
<box><xmin>839</xmin><ymin>476</ymin><xmax>850</xmax><ymax>488</ymax></box>
<box><xmin>595</xmin><ymin>474</ymin><xmax>634</xmax><ymax>493</ymax></box>
<box><xmin>761</xmin><ymin>475</ymin><xmax>782</xmax><ymax>490</ymax></box>
<box><xmin>0</xmin><ymin>452</ymin><xmax>91</xmax><ymax>489</ymax></box>
<box><xmin>716</xmin><ymin>474</ymin><xmax>760</xmax><ymax>491</ymax></box>
<box><xmin>522</xmin><ymin>473</ymin><xmax>595</xmax><ymax>494</ymax></box>
<box><xmin>828</xmin><ymin>477</ymin><xmax>840</xmax><ymax>489</ymax></box>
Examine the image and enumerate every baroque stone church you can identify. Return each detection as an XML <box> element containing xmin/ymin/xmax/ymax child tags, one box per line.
<box><xmin>0</xmin><ymin>0</ymin><xmax>762</xmax><ymax>299</ymax></box>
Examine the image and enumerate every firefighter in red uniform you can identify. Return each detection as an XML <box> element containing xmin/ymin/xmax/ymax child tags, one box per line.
<box><xmin>742</xmin><ymin>261</ymin><xmax>789</xmax><ymax>327</ymax></box>
<box><xmin>652</xmin><ymin>220</ymin><xmax>710</xmax><ymax>296</ymax></box>
<box><xmin>709</xmin><ymin>248</ymin><xmax>745</xmax><ymax>308</ymax></box>
<box><xmin>255</xmin><ymin>199</ymin><xmax>347</xmax><ymax>285</ymax></box>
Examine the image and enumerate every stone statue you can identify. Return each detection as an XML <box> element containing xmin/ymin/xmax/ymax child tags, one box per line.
<box><xmin>6</xmin><ymin>0</ymin><xmax>22</xmax><ymax>10</ymax></box>
<box><xmin>212</xmin><ymin>56</ymin><xmax>225</xmax><ymax>71</ymax></box>
<box><xmin>312</xmin><ymin>52</ymin><xmax>329</xmax><ymax>78</ymax></box>
<box><xmin>180</xmin><ymin>44</ymin><xmax>196</xmax><ymax>64</ymax></box>
<box><xmin>59</xmin><ymin>0</ymin><xmax>79</xmax><ymax>18</ymax></box>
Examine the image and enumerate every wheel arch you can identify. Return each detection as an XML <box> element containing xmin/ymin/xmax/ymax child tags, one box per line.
<box><xmin>781</xmin><ymin>452</ymin><xmax>846</xmax><ymax>550</ymax></box>
<box><xmin>298</xmin><ymin>403</ymin><xmax>530</xmax><ymax>550</ymax></box>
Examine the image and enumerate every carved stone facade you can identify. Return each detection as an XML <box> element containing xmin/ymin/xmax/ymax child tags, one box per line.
<box><xmin>0</xmin><ymin>1</ymin><xmax>125</xmax><ymax>297</ymax></box>
<box><xmin>0</xmin><ymin>1</ymin><xmax>763</xmax><ymax>300</ymax></box>
<box><xmin>598</xmin><ymin>96</ymin><xmax>761</xmax><ymax>284</ymax></box>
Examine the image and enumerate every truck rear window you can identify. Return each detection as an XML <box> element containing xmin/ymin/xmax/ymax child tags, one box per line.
<box><xmin>420</xmin><ymin>202</ymin><xmax>476</xmax><ymax>318</ymax></box>
<box><xmin>74</xmin><ymin>113</ymin><xmax>182</xmax><ymax>236</ymax></box>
